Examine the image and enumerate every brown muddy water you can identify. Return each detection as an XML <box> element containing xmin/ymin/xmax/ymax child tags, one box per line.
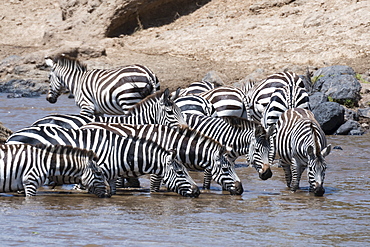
<box><xmin>0</xmin><ymin>94</ymin><xmax>369</xmax><ymax>246</ymax></box>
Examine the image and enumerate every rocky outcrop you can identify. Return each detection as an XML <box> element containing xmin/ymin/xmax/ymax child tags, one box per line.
<box><xmin>0</xmin><ymin>123</ymin><xmax>13</xmax><ymax>144</ymax></box>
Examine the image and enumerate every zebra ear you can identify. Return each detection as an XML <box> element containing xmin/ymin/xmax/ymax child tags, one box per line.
<box><xmin>321</xmin><ymin>144</ymin><xmax>331</xmax><ymax>157</ymax></box>
<box><xmin>170</xmin><ymin>87</ymin><xmax>181</xmax><ymax>100</ymax></box>
<box><xmin>45</xmin><ymin>56</ymin><xmax>54</xmax><ymax>67</ymax></box>
<box><xmin>254</xmin><ymin>125</ymin><xmax>266</xmax><ymax>137</ymax></box>
<box><xmin>307</xmin><ymin>146</ymin><xmax>315</xmax><ymax>158</ymax></box>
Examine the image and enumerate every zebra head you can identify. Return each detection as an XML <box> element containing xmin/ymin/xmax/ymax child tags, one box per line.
<box><xmin>307</xmin><ymin>144</ymin><xmax>331</xmax><ymax>196</ymax></box>
<box><xmin>157</xmin><ymin>88</ymin><xmax>187</xmax><ymax>128</ymax></box>
<box><xmin>80</xmin><ymin>151</ymin><xmax>111</xmax><ymax>198</ymax></box>
<box><xmin>211</xmin><ymin>146</ymin><xmax>244</xmax><ymax>195</ymax></box>
<box><xmin>163</xmin><ymin>150</ymin><xmax>200</xmax><ymax>198</ymax></box>
<box><xmin>248</xmin><ymin>125</ymin><xmax>274</xmax><ymax>180</ymax></box>
<box><xmin>45</xmin><ymin>55</ymin><xmax>86</xmax><ymax>104</ymax></box>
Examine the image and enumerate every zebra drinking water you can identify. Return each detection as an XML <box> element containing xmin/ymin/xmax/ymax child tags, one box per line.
<box><xmin>45</xmin><ymin>54</ymin><xmax>160</xmax><ymax>116</ymax></box>
<box><xmin>6</xmin><ymin>127</ymin><xmax>200</xmax><ymax>197</ymax></box>
<box><xmin>0</xmin><ymin>144</ymin><xmax>110</xmax><ymax>197</ymax></box>
<box><xmin>80</xmin><ymin>123</ymin><xmax>244</xmax><ymax>195</ymax></box>
<box><xmin>275</xmin><ymin>108</ymin><xmax>331</xmax><ymax>196</ymax></box>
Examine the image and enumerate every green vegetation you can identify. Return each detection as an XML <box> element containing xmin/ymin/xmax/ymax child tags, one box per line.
<box><xmin>328</xmin><ymin>96</ymin><xmax>356</xmax><ymax>108</ymax></box>
<box><xmin>355</xmin><ymin>73</ymin><xmax>370</xmax><ymax>84</ymax></box>
<box><xmin>311</xmin><ymin>74</ymin><xmax>324</xmax><ymax>84</ymax></box>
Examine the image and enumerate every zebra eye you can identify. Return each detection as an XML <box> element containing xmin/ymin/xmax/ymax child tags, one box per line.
<box><xmin>95</xmin><ymin>171</ymin><xmax>102</xmax><ymax>176</ymax></box>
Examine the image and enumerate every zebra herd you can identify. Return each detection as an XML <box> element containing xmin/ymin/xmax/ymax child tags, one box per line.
<box><xmin>2</xmin><ymin>54</ymin><xmax>331</xmax><ymax>197</ymax></box>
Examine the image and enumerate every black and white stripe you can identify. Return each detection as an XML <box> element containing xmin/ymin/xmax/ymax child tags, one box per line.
<box><xmin>183</xmin><ymin>113</ymin><xmax>274</xmax><ymax>180</ymax></box>
<box><xmin>275</xmin><ymin>108</ymin><xmax>331</xmax><ymax>196</ymax></box>
<box><xmin>261</xmin><ymin>84</ymin><xmax>310</xmax><ymax>131</ymax></box>
<box><xmin>0</xmin><ymin>144</ymin><xmax>110</xmax><ymax>197</ymax></box>
<box><xmin>245</xmin><ymin>71</ymin><xmax>306</xmax><ymax>123</ymax></box>
<box><xmin>179</xmin><ymin>80</ymin><xmax>218</xmax><ymax>96</ymax></box>
<box><xmin>45</xmin><ymin>54</ymin><xmax>160</xmax><ymax>116</ymax></box>
<box><xmin>198</xmin><ymin>86</ymin><xmax>249</xmax><ymax>119</ymax></box>
<box><xmin>80</xmin><ymin>123</ymin><xmax>243</xmax><ymax>195</ymax></box>
<box><xmin>174</xmin><ymin>94</ymin><xmax>216</xmax><ymax>117</ymax></box>
<box><xmin>6</xmin><ymin>127</ymin><xmax>200</xmax><ymax>197</ymax></box>
<box><xmin>32</xmin><ymin>89</ymin><xmax>186</xmax><ymax>129</ymax></box>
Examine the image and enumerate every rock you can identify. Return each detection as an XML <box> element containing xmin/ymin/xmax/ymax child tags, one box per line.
<box><xmin>335</xmin><ymin>120</ymin><xmax>363</xmax><ymax>135</ymax></box>
<box><xmin>344</xmin><ymin>108</ymin><xmax>359</xmax><ymax>121</ymax></box>
<box><xmin>308</xmin><ymin>92</ymin><xmax>328</xmax><ymax>110</ymax></box>
<box><xmin>312</xmin><ymin>65</ymin><xmax>361</xmax><ymax>107</ymax></box>
<box><xmin>358</xmin><ymin>108</ymin><xmax>370</xmax><ymax>118</ymax></box>
<box><xmin>0</xmin><ymin>122</ymin><xmax>13</xmax><ymax>144</ymax></box>
<box><xmin>0</xmin><ymin>79</ymin><xmax>48</xmax><ymax>97</ymax></box>
<box><xmin>202</xmin><ymin>71</ymin><xmax>225</xmax><ymax>87</ymax></box>
<box><xmin>312</xmin><ymin>102</ymin><xmax>345</xmax><ymax>135</ymax></box>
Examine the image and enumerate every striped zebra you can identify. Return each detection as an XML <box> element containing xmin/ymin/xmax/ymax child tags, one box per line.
<box><xmin>0</xmin><ymin>144</ymin><xmax>110</xmax><ymax>197</ymax></box>
<box><xmin>6</xmin><ymin>127</ymin><xmax>200</xmax><ymax>197</ymax></box>
<box><xmin>80</xmin><ymin>123</ymin><xmax>243</xmax><ymax>195</ymax></box>
<box><xmin>45</xmin><ymin>54</ymin><xmax>160</xmax><ymax>116</ymax></box>
<box><xmin>244</xmin><ymin>71</ymin><xmax>306</xmax><ymax>123</ymax></box>
<box><xmin>198</xmin><ymin>86</ymin><xmax>249</xmax><ymax>119</ymax></box>
<box><xmin>179</xmin><ymin>79</ymin><xmax>219</xmax><ymax>96</ymax></box>
<box><xmin>261</xmin><ymin>84</ymin><xmax>310</xmax><ymax>131</ymax></box>
<box><xmin>32</xmin><ymin>88</ymin><xmax>186</xmax><ymax>129</ymax></box>
<box><xmin>182</xmin><ymin>113</ymin><xmax>274</xmax><ymax>180</ymax></box>
<box><xmin>275</xmin><ymin>108</ymin><xmax>331</xmax><ymax>196</ymax></box>
<box><xmin>174</xmin><ymin>94</ymin><xmax>216</xmax><ymax>117</ymax></box>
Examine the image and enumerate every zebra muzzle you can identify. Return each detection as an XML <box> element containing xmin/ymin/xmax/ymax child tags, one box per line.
<box><xmin>312</xmin><ymin>182</ymin><xmax>325</xmax><ymax>196</ymax></box>
<box><xmin>259</xmin><ymin>167</ymin><xmax>273</xmax><ymax>180</ymax></box>
<box><xmin>46</xmin><ymin>95</ymin><xmax>58</xmax><ymax>104</ymax></box>
<box><xmin>229</xmin><ymin>181</ymin><xmax>244</xmax><ymax>195</ymax></box>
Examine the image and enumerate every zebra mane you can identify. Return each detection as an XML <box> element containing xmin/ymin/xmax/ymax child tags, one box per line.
<box><xmin>54</xmin><ymin>54</ymin><xmax>87</xmax><ymax>72</ymax></box>
<box><xmin>34</xmin><ymin>144</ymin><xmax>96</xmax><ymax>159</ymax></box>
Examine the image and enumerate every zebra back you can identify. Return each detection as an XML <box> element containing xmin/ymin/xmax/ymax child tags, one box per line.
<box><xmin>0</xmin><ymin>144</ymin><xmax>109</xmax><ymax>197</ymax></box>
<box><xmin>246</xmin><ymin>71</ymin><xmax>306</xmax><ymax>123</ymax></box>
<box><xmin>32</xmin><ymin>89</ymin><xmax>186</xmax><ymax>129</ymax></box>
<box><xmin>179</xmin><ymin>80</ymin><xmax>217</xmax><ymax>96</ymax></box>
<box><xmin>198</xmin><ymin>86</ymin><xmax>249</xmax><ymax>119</ymax></box>
<box><xmin>174</xmin><ymin>94</ymin><xmax>216</xmax><ymax>117</ymax></box>
<box><xmin>261</xmin><ymin>84</ymin><xmax>311</xmax><ymax>131</ymax></box>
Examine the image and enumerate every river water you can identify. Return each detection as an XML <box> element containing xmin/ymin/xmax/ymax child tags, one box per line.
<box><xmin>0</xmin><ymin>94</ymin><xmax>369</xmax><ymax>246</ymax></box>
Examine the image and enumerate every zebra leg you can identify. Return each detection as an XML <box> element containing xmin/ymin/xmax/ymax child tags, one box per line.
<box><xmin>23</xmin><ymin>173</ymin><xmax>45</xmax><ymax>196</ymax></box>
<box><xmin>108</xmin><ymin>180</ymin><xmax>117</xmax><ymax>195</ymax></box>
<box><xmin>150</xmin><ymin>174</ymin><xmax>163</xmax><ymax>192</ymax></box>
<box><xmin>280</xmin><ymin>161</ymin><xmax>292</xmax><ymax>188</ymax></box>
<box><xmin>203</xmin><ymin>168</ymin><xmax>212</xmax><ymax>190</ymax></box>
<box><xmin>290</xmin><ymin>159</ymin><xmax>301</xmax><ymax>192</ymax></box>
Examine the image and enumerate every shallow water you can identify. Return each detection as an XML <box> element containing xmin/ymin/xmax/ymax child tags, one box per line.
<box><xmin>0</xmin><ymin>94</ymin><xmax>369</xmax><ymax>246</ymax></box>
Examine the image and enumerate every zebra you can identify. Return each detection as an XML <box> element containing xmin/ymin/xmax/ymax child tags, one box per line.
<box><xmin>32</xmin><ymin>88</ymin><xmax>187</xmax><ymax>129</ymax></box>
<box><xmin>275</xmin><ymin>108</ymin><xmax>331</xmax><ymax>196</ymax></box>
<box><xmin>198</xmin><ymin>86</ymin><xmax>249</xmax><ymax>119</ymax></box>
<box><xmin>6</xmin><ymin>127</ymin><xmax>200</xmax><ymax>197</ymax></box>
<box><xmin>45</xmin><ymin>54</ymin><xmax>160</xmax><ymax>116</ymax></box>
<box><xmin>80</xmin><ymin>123</ymin><xmax>244</xmax><ymax>195</ymax></box>
<box><xmin>244</xmin><ymin>71</ymin><xmax>306</xmax><ymax>123</ymax></box>
<box><xmin>0</xmin><ymin>144</ymin><xmax>110</xmax><ymax>197</ymax></box>
<box><xmin>178</xmin><ymin>79</ymin><xmax>220</xmax><ymax>96</ymax></box>
<box><xmin>261</xmin><ymin>84</ymin><xmax>310</xmax><ymax>133</ymax></box>
<box><xmin>182</xmin><ymin>113</ymin><xmax>274</xmax><ymax>180</ymax></box>
<box><xmin>174</xmin><ymin>94</ymin><xmax>216</xmax><ymax>117</ymax></box>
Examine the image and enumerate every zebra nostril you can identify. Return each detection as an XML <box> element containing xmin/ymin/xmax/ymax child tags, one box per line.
<box><xmin>259</xmin><ymin>167</ymin><xmax>272</xmax><ymax>180</ymax></box>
